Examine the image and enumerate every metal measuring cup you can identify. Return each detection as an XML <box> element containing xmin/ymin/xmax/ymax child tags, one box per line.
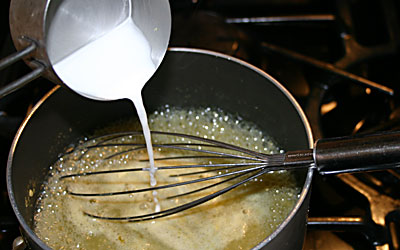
<box><xmin>0</xmin><ymin>0</ymin><xmax>171</xmax><ymax>98</ymax></box>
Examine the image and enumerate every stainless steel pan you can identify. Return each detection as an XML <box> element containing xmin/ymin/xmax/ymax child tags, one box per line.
<box><xmin>8</xmin><ymin>48</ymin><xmax>319</xmax><ymax>249</ymax></box>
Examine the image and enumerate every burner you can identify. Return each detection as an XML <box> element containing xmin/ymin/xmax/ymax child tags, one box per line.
<box><xmin>320</xmin><ymin>82</ymin><xmax>394</xmax><ymax>137</ymax></box>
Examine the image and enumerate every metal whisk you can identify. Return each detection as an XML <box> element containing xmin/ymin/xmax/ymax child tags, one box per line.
<box><xmin>59</xmin><ymin>130</ymin><xmax>400</xmax><ymax>222</ymax></box>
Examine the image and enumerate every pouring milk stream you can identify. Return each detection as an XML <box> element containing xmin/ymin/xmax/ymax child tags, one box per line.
<box><xmin>50</xmin><ymin>15</ymin><xmax>169</xmax><ymax>212</ymax></box>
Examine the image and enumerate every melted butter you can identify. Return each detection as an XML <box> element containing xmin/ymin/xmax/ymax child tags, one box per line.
<box><xmin>33</xmin><ymin>107</ymin><xmax>300</xmax><ymax>250</ymax></box>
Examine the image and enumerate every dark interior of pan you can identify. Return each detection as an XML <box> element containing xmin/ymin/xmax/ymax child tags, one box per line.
<box><xmin>7</xmin><ymin>48</ymin><xmax>313</xmax><ymax>249</ymax></box>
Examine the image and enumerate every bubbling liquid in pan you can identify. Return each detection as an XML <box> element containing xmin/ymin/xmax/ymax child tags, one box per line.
<box><xmin>33</xmin><ymin>107</ymin><xmax>300</xmax><ymax>250</ymax></box>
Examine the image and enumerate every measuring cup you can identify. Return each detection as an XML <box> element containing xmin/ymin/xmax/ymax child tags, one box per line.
<box><xmin>0</xmin><ymin>0</ymin><xmax>171</xmax><ymax>99</ymax></box>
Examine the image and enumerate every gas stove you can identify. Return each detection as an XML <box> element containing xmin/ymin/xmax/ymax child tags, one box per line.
<box><xmin>1</xmin><ymin>0</ymin><xmax>400</xmax><ymax>249</ymax></box>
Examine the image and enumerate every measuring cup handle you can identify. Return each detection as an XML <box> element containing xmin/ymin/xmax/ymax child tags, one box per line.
<box><xmin>0</xmin><ymin>62</ymin><xmax>45</xmax><ymax>98</ymax></box>
<box><xmin>314</xmin><ymin>131</ymin><xmax>400</xmax><ymax>175</ymax></box>
<box><xmin>0</xmin><ymin>40</ymin><xmax>36</xmax><ymax>70</ymax></box>
<box><xmin>0</xmin><ymin>39</ymin><xmax>46</xmax><ymax>98</ymax></box>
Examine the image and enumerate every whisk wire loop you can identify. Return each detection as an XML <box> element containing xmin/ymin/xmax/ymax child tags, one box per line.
<box><xmin>60</xmin><ymin>131</ymin><xmax>311</xmax><ymax>221</ymax></box>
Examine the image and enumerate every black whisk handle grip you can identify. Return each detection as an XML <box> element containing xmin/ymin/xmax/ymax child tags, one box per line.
<box><xmin>314</xmin><ymin>131</ymin><xmax>400</xmax><ymax>175</ymax></box>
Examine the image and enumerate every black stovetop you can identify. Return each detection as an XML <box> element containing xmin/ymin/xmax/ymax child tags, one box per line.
<box><xmin>1</xmin><ymin>0</ymin><xmax>400</xmax><ymax>249</ymax></box>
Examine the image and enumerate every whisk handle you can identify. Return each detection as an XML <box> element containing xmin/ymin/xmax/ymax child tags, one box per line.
<box><xmin>314</xmin><ymin>131</ymin><xmax>400</xmax><ymax>175</ymax></box>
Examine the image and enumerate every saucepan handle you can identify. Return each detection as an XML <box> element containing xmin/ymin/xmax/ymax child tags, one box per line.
<box><xmin>0</xmin><ymin>39</ymin><xmax>46</xmax><ymax>98</ymax></box>
<box><xmin>314</xmin><ymin>131</ymin><xmax>400</xmax><ymax>175</ymax></box>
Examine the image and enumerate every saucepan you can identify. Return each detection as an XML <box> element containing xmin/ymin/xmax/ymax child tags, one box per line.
<box><xmin>7</xmin><ymin>48</ymin><xmax>400</xmax><ymax>250</ymax></box>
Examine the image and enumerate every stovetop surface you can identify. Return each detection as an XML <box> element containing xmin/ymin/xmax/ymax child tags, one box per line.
<box><xmin>1</xmin><ymin>0</ymin><xmax>400</xmax><ymax>249</ymax></box>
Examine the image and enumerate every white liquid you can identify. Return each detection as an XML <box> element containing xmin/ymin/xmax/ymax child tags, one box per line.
<box><xmin>53</xmin><ymin>18</ymin><xmax>155</xmax><ymax>101</ymax></box>
<box><xmin>53</xmin><ymin>18</ymin><xmax>159</xmax><ymax>210</ymax></box>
